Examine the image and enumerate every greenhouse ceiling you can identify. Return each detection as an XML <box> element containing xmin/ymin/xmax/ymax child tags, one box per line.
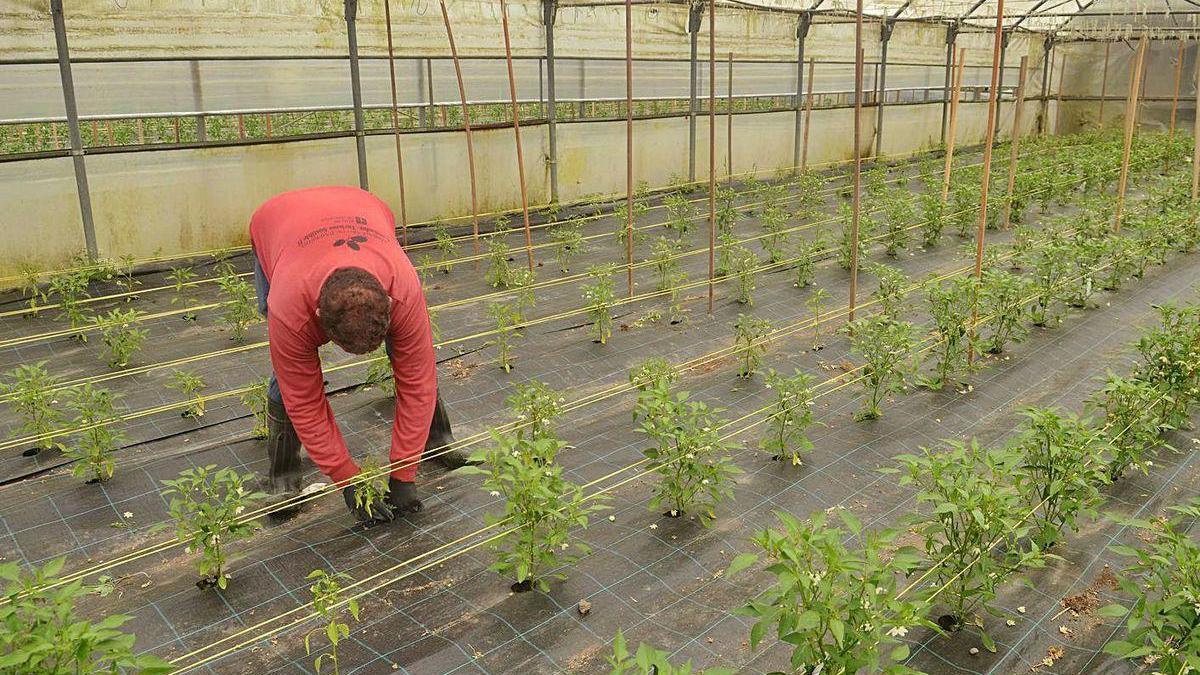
<box><xmin>603</xmin><ymin>0</ymin><xmax>1200</xmax><ymax>38</ymax></box>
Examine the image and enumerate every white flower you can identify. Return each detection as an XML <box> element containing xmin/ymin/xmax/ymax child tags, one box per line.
<box><xmin>560</xmin><ymin>543</ymin><xmax>569</xmax><ymax>550</ymax></box>
<box><xmin>685</xmin><ymin>453</ymin><xmax>695</xmax><ymax>460</ymax></box>
<box><xmin>490</xmin><ymin>490</ymin><xmax>500</xmax><ymax>497</ymax></box>
<box><xmin>123</xmin><ymin>511</ymin><xmax>133</xmax><ymax>519</ymax></box>
<box><xmin>701</xmin><ymin>479</ymin><xmax>709</xmax><ymax>485</ymax></box>
<box><xmin>649</xmin><ymin>524</ymin><xmax>658</xmax><ymax>530</ymax></box>
<box><xmin>608</xmin><ymin>515</ymin><xmax>616</xmax><ymax>522</ymax></box>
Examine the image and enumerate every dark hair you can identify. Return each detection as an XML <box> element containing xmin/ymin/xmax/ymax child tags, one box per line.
<box><xmin>317</xmin><ymin>267</ymin><xmax>390</xmax><ymax>354</ymax></box>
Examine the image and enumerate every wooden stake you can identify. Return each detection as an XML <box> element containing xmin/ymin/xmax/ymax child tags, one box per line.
<box><xmin>625</xmin><ymin>0</ymin><xmax>634</xmax><ymax>298</ymax></box>
<box><xmin>1171</xmin><ymin>40</ymin><xmax>1185</xmax><ymax>137</ymax></box>
<box><xmin>500</xmin><ymin>0</ymin><xmax>535</xmax><ymax>271</ymax></box>
<box><xmin>135</xmin><ymin>118</ymin><xmax>144</xmax><ymax>145</ymax></box>
<box><xmin>707</xmin><ymin>0</ymin><xmax>716</xmax><ymax>315</ymax></box>
<box><xmin>439</xmin><ymin>0</ymin><xmax>480</xmax><ymax>265</ymax></box>
<box><xmin>1099</xmin><ymin>42</ymin><xmax>1110</xmax><ymax>125</ymax></box>
<box><xmin>801</xmin><ymin>59</ymin><xmax>814</xmax><ymax>172</ymax></box>
<box><xmin>238</xmin><ymin>114</ymin><xmax>245</xmax><ymax>140</ymax></box>
<box><xmin>848</xmin><ymin>1</ymin><xmax>863</xmax><ymax>324</ymax></box>
<box><xmin>385</xmin><ymin>0</ymin><xmax>411</xmax><ymax>247</ymax></box>
<box><xmin>1115</xmin><ymin>38</ymin><xmax>1148</xmax><ymax>233</ymax></box>
<box><xmin>1001</xmin><ymin>56</ymin><xmax>1028</xmax><ymax>231</ymax></box>
<box><xmin>969</xmin><ymin>0</ymin><xmax>1005</xmax><ymax>367</ymax></box>
<box><xmin>941</xmin><ymin>48</ymin><xmax>966</xmax><ymax>204</ymax></box>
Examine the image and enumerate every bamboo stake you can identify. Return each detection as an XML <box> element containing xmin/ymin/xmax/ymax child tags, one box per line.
<box><xmin>1099</xmin><ymin>42</ymin><xmax>1110</xmax><ymax>125</ymax></box>
<box><xmin>384</xmin><ymin>0</ymin><xmax>411</xmax><ymax>247</ymax></box>
<box><xmin>1171</xmin><ymin>40</ymin><xmax>1185</xmax><ymax>137</ymax></box>
<box><xmin>439</xmin><ymin>0</ymin><xmax>481</xmax><ymax>266</ymax></box>
<box><xmin>941</xmin><ymin>48</ymin><xmax>966</xmax><ymax>204</ymax></box>
<box><xmin>801</xmin><ymin>59</ymin><xmax>814</xmax><ymax>172</ymax></box>
<box><xmin>968</xmin><ymin>0</ymin><xmax>1005</xmax><ymax>367</ymax></box>
<box><xmin>1001</xmin><ymin>56</ymin><xmax>1028</xmax><ymax>231</ymax></box>
<box><xmin>1115</xmin><ymin>38</ymin><xmax>1147</xmax><ymax>233</ymax></box>
<box><xmin>500</xmin><ymin>0</ymin><xmax>535</xmax><ymax>271</ymax></box>
<box><xmin>707</xmin><ymin>0</ymin><xmax>716</xmax><ymax>315</ymax></box>
<box><xmin>848</xmin><ymin>0</ymin><xmax>863</xmax><ymax>324</ymax></box>
<box><xmin>624</xmin><ymin>0</ymin><xmax>634</xmax><ymax>298</ymax></box>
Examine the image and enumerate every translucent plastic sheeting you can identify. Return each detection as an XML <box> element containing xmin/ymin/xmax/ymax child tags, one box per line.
<box><xmin>1058</xmin><ymin>39</ymin><xmax>1198</xmax><ymax>132</ymax></box>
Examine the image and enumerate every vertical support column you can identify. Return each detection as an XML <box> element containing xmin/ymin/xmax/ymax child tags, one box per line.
<box><xmin>941</xmin><ymin>49</ymin><xmax>965</xmax><ymax>203</ymax></box>
<box><xmin>793</xmin><ymin>12</ymin><xmax>811</xmax><ymax>171</ymax></box>
<box><xmin>727</xmin><ymin>51</ymin><xmax>733</xmax><ymax>179</ymax></box>
<box><xmin>417</xmin><ymin>60</ymin><xmax>428</xmax><ymax>128</ymax></box>
<box><xmin>439</xmin><ymin>0</ymin><xmax>481</xmax><ymax>264</ymax></box>
<box><xmin>849</xmin><ymin>0</ymin><xmax>864</xmax><ymax>323</ymax></box>
<box><xmin>543</xmin><ymin>0</ymin><xmax>560</xmax><ymax>204</ymax></box>
<box><xmin>189</xmin><ymin>59</ymin><xmax>206</xmax><ymax>143</ymax></box>
<box><xmin>624</xmin><ymin>0</ymin><xmax>634</xmax><ymax>298</ymax></box>
<box><xmin>1192</xmin><ymin>51</ymin><xmax>1200</xmax><ymax>203</ymax></box>
<box><xmin>1099</xmin><ymin>42</ymin><xmax>1111</xmax><ymax>125</ymax></box>
<box><xmin>344</xmin><ymin>0</ymin><xmax>369</xmax><ymax>191</ymax></box>
<box><xmin>49</xmin><ymin>0</ymin><xmax>97</xmax><ymax>258</ymax></box>
<box><xmin>500</xmin><ymin>0</ymin><xmax>535</xmax><ymax>271</ymax></box>
<box><xmin>968</xmin><ymin>0</ymin><xmax>1005</xmax><ymax>368</ymax></box>
<box><xmin>875</xmin><ymin>18</ymin><xmax>894</xmax><ymax>157</ymax></box>
<box><xmin>383</xmin><ymin>0</ymin><xmax>410</xmax><ymax>246</ymax></box>
<box><xmin>801</xmin><ymin>59</ymin><xmax>814</xmax><ymax>172</ymax></box>
<box><xmin>707</xmin><ymin>0</ymin><xmax>716</xmax><ymax>315</ymax></box>
<box><xmin>997</xmin><ymin>30</ymin><xmax>1010</xmax><ymax>108</ymax></box>
<box><xmin>688</xmin><ymin>1</ymin><xmax>704</xmax><ymax>184</ymax></box>
<box><xmin>941</xmin><ymin>21</ymin><xmax>959</xmax><ymax>145</ymax></box>
<box><xmin>1001</xmin><ymin>56</ymin><xmax>1029</xmax><ymax>230</ymax></box>
<box><xmin>1115</xmin><ymin>38</ymin><xmax>1148</xmax><ymax>233</ymax></box>
<box><xmin>1171</xmin><ymin>40</ymin><xmax>1185</xmax><ymax>137</ymax></box>
<box><xmin>1039</xmin><ymin>36</ymin><xmax>1054</xmax><ymax>135</ymax></box>
<box><xmin>578</xmin><ymin>59</ymin><xmax>586</xmax><ymax>118</ymax></box>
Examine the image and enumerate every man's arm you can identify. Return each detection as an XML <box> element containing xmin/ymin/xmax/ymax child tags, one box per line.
<box><xmin>269</xmin><ymin>319</ymin><xmax>360</xmax><ymax>484</ymax></box>
<box><xmin>387</xmin><ymin>294</ymin><xmax>437</xmax><ymax>482</ymax></box>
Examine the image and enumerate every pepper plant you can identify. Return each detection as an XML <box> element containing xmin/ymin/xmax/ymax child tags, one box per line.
<box><xmin>93</xmin><ymin>308</ymin><xmax>148</xmax><ymax>369</ymax></box>
<box><xmin>881</xmin><ymin>190</ymin><xmax>913</xmax><ymax>257</ymax></box>
<box><xmin>1010</xmin><ymin>407</ymin><xmax>1109</xmax><ymax>549</ymax></box>
<box><xmin>847</xmin><ymin>315</ymin><xmax>915</xmax><ymax>421</ymax></box>
<box><xmin>664</xmin><ymin>192</ymin><xmax>695</xmax><ymax>240</ymax></box>
<box><xmin>732</xmin><ymin>314</ymin><xmax>771</xmax><ymax>379</ymax></box>
<box><xmin>758</xmin><ymin>369</ymin><xmax>816</xmax><ymax>466</ymax></box>
<box><xmin>1091</xmin><ymin>371</ymin><xmax>1167</xmax><ymax>479</ymax></box>
<box><xmin>806</xmin><ymin>287</ymin><xmax>830</xmax><ymax>351</ymax></box>
<box><xmin>168</xmin><ymin>369</ymin><xmax>208</xmax><ymax>418</ymax></box>
<box><xmin>485</xmin><ymin>235</ymin><xmax>515</xmax><ymax>289</ymax></box>
<box><xmin>920</xmin><ymin>276</ymin><xmax>977</xmax><ymax>391</ymax></box>
<box><xmin>730</xmin><ymin>245</ymin><xmax>758</xmax><ymax>305</ymax></box>
<box><xmin>351</xmin><ymin>457</ymin><xmax>391</xmax><ymax>522</ymax></box>
<box><xmin>550</xmin><ymin>217</ymin><xmax>586</xmax><ymax>273</ymax></box>
<box><xmin>870</xmin><ymin>264</ymin><xmax>908</xmax><ymax>321</ymax></box>
<box><xmin>217</xmin><ymin>271</ymin><xmax>259</xmax><ymax>341</ymax></box>
<box><xmin>728</xmin><ymin>510</ymin><xmax>930</xmax><ymax>674</ymax></box>
<box><xmin>305</xmin><ymin>569</ymin><xmax>360</xmax><ymax>675</ymax></box>
<box><xmin>510</xmin><ymin>267</ymin><xmax>537</xmax><ymax>323</ymax></box>
<box><xmin>48</xmin><ymin>270</ymin><xmax>93</xmax><ymax>334</ymax></box>
<box><xmin>239</xmin><ymin>377</ymin><xmax>270</xmax><ymax>439</ymax></box>
<box><xmin>362</xmin><ymin>345</ymin><xmax>394</xmax><ymax>396</ymax></box>
<box><xmin>487</xmin><ymin>301</ymin><xmax>522</xmax><ymax>372</ymax></box>
<box><xmin>629</xmin><ymin>357</ymin><xmax>678</xmax><ymax>392</ymax></box>
<box><xmin>161</xmin><ymin>464</ymin><xmax>265</xmax><ymax>589</ymax></box>
<box><xmin>65</xmin><ymin>384</ymin><xmax>125</xmax><ymax>483</ymax></box>
<box><xmin>582</xmin><ymin>264</ymin><xmax>616</xmax><ymax>345</ymax></box>
<box><xmin>1101</xmin><ymin>498</ymin><xmax>1200</xmax><ymax>674</ymax></box>
<box><xmin>792</xmin><ymin>236</ymin><xmax>820</xmax><ymax>289</ymax></box>
<box><xmin>1134</xmin><ymin>303</ymin><xmax>1200</xmax><ymax>428</ymax></box>
<box><xmin>979</xmin><ymin>268</ymin><xmax>1032</xmax><ymax>354</ymax></box>
<box><xmin>837</xmin><ymin>202</ymin><xmax>870</xmax><ymax>271</ymax></box>
<box><xmin>607</xmin><ymin>631</ymin><xmax>733</xmax><ymax>675</ymax></box>
<box><xmin>891</xmin><ymin>440</ymin><xmax>1046</xmax><ymax>643</ymax></box>
<box><xmin>651</xmin><ymin>237</ymin><xmax>688</xmax><ymax>323</ymax></box>
<box><xmin>918</xmin><ymin>190</ymin><xmax>948</xmax><ymax>247</ymax></box>
<box><xmin>760</xmin><ymin>203</ymin><xmax>789</xmax><ymax>263</ymax></box>
<box><xmin>506</xmin><ymin>380</ymin><xmax>564</xmax><ymax>441</ymax></box>
<box><xmin>0</xmin><ymin>558</ymin><xmax>174</xmax><ymax>674</ymax></box>
<box><xmin>1027</xmin><ymin>241</ymin><xmax>1070</xmax><ymax>328</ymax></box>
<box><xmin>167</xmin><ymin>265</ymin><xmax>196</xmax><ymax>305</ymax></box>
<box><xmin>1</xmin><ymin>361</ymin><xmax>64</xmax><ymax>455</ymax></box>
<box><xmin>635</xmin><ymin>380</ymin><xmax>740</xmax><ymax>520</ymax></box>
<box><xmin>461</xmin><ymin>431</ymin><xmax>604</xmax><ymax>592</ymax></box>
<box><xmin>433</xmin><ymin>220</ymin><xmax>458</xmax><ymax>273</ymax></box>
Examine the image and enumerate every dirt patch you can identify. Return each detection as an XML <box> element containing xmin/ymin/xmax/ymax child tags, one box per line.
<box><xmin>566</xmin><ymin>643</ymin><xmax>603</xmax><ymax>672</ymax></box>
<box><xmin>1062</xmin><ymin>565</ymin><xmax>1118</xmax><ymax>617</ymax></box>
<box><xmin>448</xmin><ymin>358</ymin><xmax>479</xmax><ymax>380</ymax></box>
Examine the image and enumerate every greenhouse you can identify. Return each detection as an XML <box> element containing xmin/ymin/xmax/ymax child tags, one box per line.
<box><xmin>1</xmin><ymin>0</ymin><xmax>1200</xmax><ymax>673</ymax></box>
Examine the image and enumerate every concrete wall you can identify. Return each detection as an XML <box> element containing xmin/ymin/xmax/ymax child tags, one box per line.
<box><xmin>0</xmin><ymin>98</ymin><xmax>1042</xmax><ymax>280</ymax></box>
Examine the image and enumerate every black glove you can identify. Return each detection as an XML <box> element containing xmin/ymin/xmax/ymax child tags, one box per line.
<box><xmin>342</xmin><ymin>484</ymin><xmax>395</xmax><ymax>525</ymax></box>
<box><xmin>387</xmin><ymin>478</ymin><xmax>424</xmax><ymax>514</ymax></box>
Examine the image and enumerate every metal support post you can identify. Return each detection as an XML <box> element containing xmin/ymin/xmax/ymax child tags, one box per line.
<box><xmin>344</xmin><ymin>0</ymin><xmax>369</xmax><ymax>190</ymax></box>
<box><xmin>543</xmin><ymin>0</ymin><xmax>560</xmax><ymax>203</ymax></box>
<box><xmin>941</xmin><ymin>21</ymin><xmax>959</xmax><ymax>144</ymax></box>
<box><xmin>793</xmin><ymin>12</ymin><xmax>812</xmax><ymax>171</ymax></box>
<box><xmin>875</xmin><ymin>18</ymin><xmax>895</xmax><ymax>157</ymax></box>
<box><xmin>688</xmin><ymin>1</ymin><xmax>704</xmax><ymax>184</ymax></box>
<box><xmin>50</xmin><ymin>0</ymin><xmax>97</xmax><ymax>258</ymax></box>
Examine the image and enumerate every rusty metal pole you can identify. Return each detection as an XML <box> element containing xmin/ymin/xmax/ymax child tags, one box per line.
<box><xmin>344</xmin><ymin>0</ymin><xmax>369</xmax><ymax>190</ymax></box>
<box><xmin>968</xmin><ymin>0</ymin><xmax>1005</xmax><ymax>367</ymax></box>
<box><xmin>500</xmin><ymin>0</ymin><xmax>535</xmax><ymax>271</ymax></box>
<box><xmin>1099</xmin><ymin>42</ymin><xmax>1110</xmax><ymax>125</ymax></box>
<box><xmin>1193</xmin><ymin>53</ymin><xmax>1200</xmax><ymax>203</ymax></box>
<box><xmin>625</xmin><ymin>0</ymin><xmax>634</xmax><ymax>298</ymax></box>
<box><xmin>801</xmin><ymin>59</ymin><xmax>814</xmax><ymax>171</ymax></box>
<box><xmin>1116</xmin><ymin>38</ymin><xmax>1148</xmax><ymax>233</ymax></box>
<box><xmin>941</xmin><ymin>48</ymin><xmax>965</xmax><ymax>204</ymax></box>
<box><xmin>707</xmin><ymin>0</ymin><xmax>716</xmax><ymax>314</ymax></box>
<box><xmin>1001</xmin><ymin>56</ymin><xmax>1029</xmax><ymax>230</ymax></box>
<box><xmin>848</xmin><ymin>0</ymin><xmax>863</xmax><ymax>323</ymax></box>
<box><xmin>440</xmin><ymin>0</ymin><xmax>481</xmax><ymax>266</ymax></box>
<box><xmin>1171</xmin><ymin>40</ymin><xmax>1185</xmax><ymax>137</ymax></box>
<box><xmin>384</xmin><ymin>0</ymin><xmax>411</xmax><ymax>247</ymax></box>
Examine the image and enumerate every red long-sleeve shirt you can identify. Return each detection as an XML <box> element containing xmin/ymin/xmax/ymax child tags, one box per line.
<box><xmin>249</xmin><ymin>186</ymin><xmax>436</xmax><ymax>484</ymax></box>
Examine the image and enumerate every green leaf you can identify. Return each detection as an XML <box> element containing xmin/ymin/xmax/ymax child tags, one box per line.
<box><xmin>1096</xmin><ymin>603</ymin><xmax>1128</xmax><ymax>618</ymax></box>
<box><xmin>726</xmin><ymin>553</ymin><xmax>758</xmax><ymax>578</ymax></box>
